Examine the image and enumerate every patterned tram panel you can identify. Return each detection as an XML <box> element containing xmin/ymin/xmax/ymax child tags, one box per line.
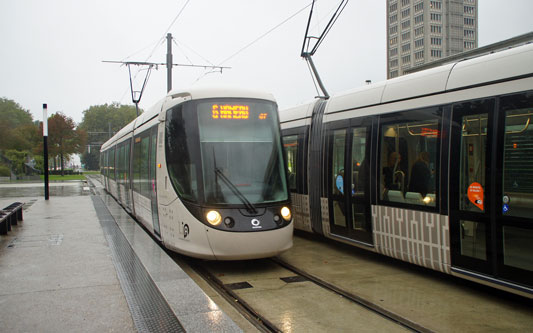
<box><xmin>373</xmin><ymin>206</ymin><xmax>451</xmax><ymax>274</ymax></box>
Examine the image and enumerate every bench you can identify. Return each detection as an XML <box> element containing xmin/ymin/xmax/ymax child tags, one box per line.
<box><xmin>0</xmin><ymin>202</ymin><xmax>24</xmax><ymax>235</ymax></box>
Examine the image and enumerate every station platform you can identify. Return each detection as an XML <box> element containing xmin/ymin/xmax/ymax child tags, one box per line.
<box><xmin>0</xmin><ymin>179</ymin><xmax>242</xmax><ymax>332</ymax></box>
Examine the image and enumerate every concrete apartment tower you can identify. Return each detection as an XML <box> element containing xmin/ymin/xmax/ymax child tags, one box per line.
<box><xmin>386</xmin><ymin>0</ymin><xmax>478</xmax><ymax>78</ymax></box>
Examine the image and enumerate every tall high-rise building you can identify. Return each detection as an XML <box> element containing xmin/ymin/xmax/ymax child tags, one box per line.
<box><xmin>386</xmin><ymin>0</ymin><xmax>478</xmax><ymax>78</ymax></box>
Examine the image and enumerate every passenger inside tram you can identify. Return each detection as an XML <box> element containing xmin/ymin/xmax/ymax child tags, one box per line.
<box><xmin>408</xmin><ymin>151</ymin><xmax>431</xmax><ymax>197</ymax></box>
<box><xmin>381</xmin><ymin>115</ymin><xmax>439</xmax><ymax>206</ymax></box>
<box><xmin>382</xmin><ymin>151</ymin><xmax>405</xmax><ymax>199</ymax></box>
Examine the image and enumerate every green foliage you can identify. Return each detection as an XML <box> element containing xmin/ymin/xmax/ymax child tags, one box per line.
<box><xmin>0</xmin><ymin>98</ymin><xmax>38</xmax><ymax>151</ymax></box>
<box><xmin>41</xmin><ymin>112</ymin><xmax>87</xmax><ymax>175</ymax></box>
<box><xmin>39</xmin><ymin>174</ymin><xmax>86</xmax><ymax>181</ymax></box>
<box><xmin>0</xmin><ymin>98</ymin><xmax>33</xmax><ymax>127</ymax></box>
<box><xmin>78</xmin><ymin>103</ymin><xmax>140</xmax><ymax>170</ymax></box>
<box><xmin>81</xmin><ymin>149</ymin><xmax>100</xmax><ymax>170</ymax></box>
<box><xmin>0</xmin><ymin>164</ymin><xmax>10</xmax><ymax>177</ymax></box>
<box><xmin>33</xmin><ymin>155</ymin><xmax>44</xmax><ymax>173</ymax></box>
<box><xmin>4</xmin><ymin>149</ymin><xmax>29</xmax><ymax>175</ymax></box>
<box><xmin>79</xmin><ymin>103</ymin><xmax>140</xmax><ymax>134</ymax></box>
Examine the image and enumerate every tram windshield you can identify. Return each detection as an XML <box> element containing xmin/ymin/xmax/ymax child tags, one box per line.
<box><xmin>165</xmin><ymin>98</ymin><xmax>288</xmax><ymax>206</ymax></box>
<box><xmin>198</xmin><ymin>99</ymin><xmax>288</xmax><ymax>205</ymax></box>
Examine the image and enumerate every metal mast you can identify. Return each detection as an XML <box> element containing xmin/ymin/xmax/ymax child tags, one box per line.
<box><xmin>301</xmin><ymin>0</ymin><xmax>349</xmax><ymax>99</ymax></box>
<box><xmin>104</xmin><ymin>33</ymin><xmax>230</xmax><ymax>110</ymax></box>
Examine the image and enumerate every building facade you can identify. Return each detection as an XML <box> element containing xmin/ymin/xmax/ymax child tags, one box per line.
<box><xmin>387</xmin><ymin>0</ymin><xmax>478</xmax><ymax>78</ymax></box>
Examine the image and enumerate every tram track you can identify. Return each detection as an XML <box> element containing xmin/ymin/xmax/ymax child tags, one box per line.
<box><xmin>89</xmin><ymin>174</ymin><xmax>533</xmax><ymax>332</ymax></box>
<box><xmin>271</xmin><ymin>257</ymin><xmax>430</xmax><ymax>333</ymax></box>
<box><xmin>90</xmin><ymin>175</ymin><xmax>430</xmax><ymax>332</ymax></box>
<box><xmin>181</xmin><ymin>254</ymin><xmax>431</xmax><ymax>333</ymax></box>
<box><xmin>186</xmin><ymin>258</ymin><xmax>281</xmax><ymax>333</ymax></box>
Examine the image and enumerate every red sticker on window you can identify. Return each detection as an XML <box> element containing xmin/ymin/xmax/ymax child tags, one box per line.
<box><xmin>468</xmin><ymin>182</ymin><xmax>484</xmax><ymax>211</ymax></box>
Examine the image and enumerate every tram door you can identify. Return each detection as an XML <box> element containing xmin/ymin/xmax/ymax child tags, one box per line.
<box><xmin>329</xmin><ymin>118</ymin><xmax>373</xmax><ymax>245</ymax></box>
<box><xmin>450</xmin><ymin>93</ymin><xmax>533</xmax><ymax>288</ymax></box>
<box><xmin>149</xmin><ymin>126</ymin><xmax>160</xmax><ymax>237</ymax></box>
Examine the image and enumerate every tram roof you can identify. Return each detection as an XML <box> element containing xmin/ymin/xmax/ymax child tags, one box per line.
<box><xmin>280</xmin><ymin>42</ymin><xmax>533</xmax><ymax>124</ymax></box>
<box><xmin>101</xmin><ymin>86</ymin><xmax>277</xmax><ymax>151</ymax></box>
<box><xmin>325</xmin><ymin>43</ymin><xmax>533</xmax><ymax>115</ymax></box>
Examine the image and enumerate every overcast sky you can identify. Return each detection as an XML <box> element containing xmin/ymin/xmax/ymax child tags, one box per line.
<box><xmin>1</xmin><ymin>0</ymin><xmax>532</xmax><ymax>125</ymax></box>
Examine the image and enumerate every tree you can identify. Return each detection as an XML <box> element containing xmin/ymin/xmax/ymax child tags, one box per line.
<box><xmin>0</xmin><ymin>98</ymin><xmax>37</xmax><ymax>151</ymax></box>
<box><xmin>78</xmin><ymin>103</ymin><xmax>140</xmax><ymax>170</ymax></box>
<box><xmin>45</xmin><ymin>112</ymin><xmax>87</xmax><ymax>175</ymax></box>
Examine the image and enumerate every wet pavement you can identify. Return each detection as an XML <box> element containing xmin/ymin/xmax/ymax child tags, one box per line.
<box><xmin>0</xmin><ymin>180</ymin><xmax>91</xmax><ymax>199</ymax></box>
<box><xmin>0</xmin><ymin>179</ymin><xmax>242</xmax><ymax>332</ymax></box>
<box><xmin>278</xmin><ymin>234</ymin><xmax>533</xmax><ymax>332</ymax></box>
<box><xmin>0</xmin><ymin>181</ymin><xmax>135</xmax><ymax>332</ymax></box>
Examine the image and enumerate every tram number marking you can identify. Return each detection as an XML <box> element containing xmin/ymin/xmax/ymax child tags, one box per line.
<box><xmin>183</xmin><ymin>224</ymin><xmax>189</xmax><ymax>238</ymax></box>
<box><xmin>251</xmin><ymin>219</ymin><xmax>262</xmax><ymax>229</ymax></box>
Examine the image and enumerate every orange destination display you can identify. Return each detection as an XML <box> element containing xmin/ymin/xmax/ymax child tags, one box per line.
<box><xmin>212</xmin><ymin>104</ymin><xmax>249</xmax><ymax>119</ymax></box>
<box><xmin>211</xmin><ymin>104</ymin><xmax>269</xmax><ymax>120</ymax></box>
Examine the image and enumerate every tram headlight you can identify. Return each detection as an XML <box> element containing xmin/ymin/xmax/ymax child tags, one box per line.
<box><xmin>206</xmin><ymin>210</ymin><xmax>222</xmax><ymax>226</ymax></box>
<box><xmin>280</xmin><ymin>206</ymin><xmax>292</xmax><ymax>222</ymax></box>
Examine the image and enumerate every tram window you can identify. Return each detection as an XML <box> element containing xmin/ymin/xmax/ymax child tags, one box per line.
<box><xmin>379</xmin><ymin>108</ymin><xmax>440</xmax><ymax>207</ymax></box>
<box><xmin>117</xmin><ymin>144</ymin><xmax>124</xmax><ymax>183</ymax></box>
<box><xmin>133</xmin><ymin>133</ymin><xmax>151</xmax><ymax>197</ymax></box>
<box><xmin>455</xmin><ymin>100</ymin><xmax>493</xmax><ymax>213</ymax></box>
<box><xmin>165</xmin><ymin>106</ymin><xmax>198</xmax><ymax>201</ymax></box>
<box><xmin>100</xmin><ymin>152</ymin><xmax>104</xmax><ymax>176</ymax></box>
<box><xmin>124</xmin><ymin>140</ymin><xmax>131</xmax><ymax>187</ymax></box>
<box><xmin>503</xmin><ymin>226</ymin><xmax>533</xmax><ymax>271</ymax></box>
<box><xmin>501</xmin><ymin>91</ymin><xmax>533</xmax><ymax>219</ymax></box>
<box><xmin>460</xmin><ymin>220</ymin><xmax>487</xmax><ymax>260</ymax></box>
<box><xmin>133</xmin><ymin>137</ymin><xmax>142</xmax><ymax>193</ymax></box>
<box><xmin>352</xmin><ymin>127</ymin><xmax>369</xmax><ymax>231</ymax></box>
<box><xmin>109</xmin><ymin>147</ymin><xmax>116</xmax><ymax>180</ymax></box>
<box><xmin>352</xmin><ymin>127</ymin><xmax>367</xmax><ymax>194</ymax></box>
<box><xmin>140</xmin><ymin>135</ymin><xmax>150</xmax><ymax>198</ymax></box>
<box><xmin>104</xmin><ymin>152</ymin><xmax>108</xmax><ymax>176</ymax></box>
<box><xmin>283</xmin><ymin>135</ymin><xmax>298</xmax><ymax>191</ymax></box>
<box><xmin>331</xmin><ymin>129</ymin><xmax>347</xmax><ymax>227</ymax></box>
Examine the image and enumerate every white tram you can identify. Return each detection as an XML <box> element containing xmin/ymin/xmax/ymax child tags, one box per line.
<box><xmin>100</xmin><ymin>87</ymin><xmax>293</xmax><ymax>260</ymax></box>
<box><xmin>280</xmin><ymin>43</ymin><xmax>533</xmax><ymax>297</ymax></box>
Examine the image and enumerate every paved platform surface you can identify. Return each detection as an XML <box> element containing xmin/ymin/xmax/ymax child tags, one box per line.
<box><xmin>0</xmin><ymin>180</ymin><xmax>241</xmax><ymax>332</ymax></box>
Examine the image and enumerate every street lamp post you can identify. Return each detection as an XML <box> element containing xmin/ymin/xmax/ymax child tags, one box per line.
<box><xmin>43</xmin><ymin>104</ymin><xmax>49</xmax><ymax>200</ymax></box>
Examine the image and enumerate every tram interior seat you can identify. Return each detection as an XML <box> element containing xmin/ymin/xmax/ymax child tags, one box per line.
<box><xmin>387</xmin><ymin>190</ymin><xmax>405</xmax><ymax>203</ymax></box>
<box><xmin>405</xmin><ymin>192</ymin><xmax>424</xmax><ymax>205</ymax></box>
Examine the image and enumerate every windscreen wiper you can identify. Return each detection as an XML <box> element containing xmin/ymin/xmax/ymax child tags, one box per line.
<box><xmin>215</xmin><ymin>167</ymin><xmax>258</xmax><ymax>214</ymax></box>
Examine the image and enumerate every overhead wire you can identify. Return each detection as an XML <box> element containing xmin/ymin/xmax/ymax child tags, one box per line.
<box><xmin>144</xmin><ymin>0</ymin><xmax>191</xmax><ymax>63</ymax></box>
<box><xmin>120</xmin><ymin>37</ymin><xmax>164</xmax><ymax>63</ymax></box>
<box><xmin>174</xmin><ymin>39</ymin><xmax>215</xmax><ymax>66</ymax></box>
<box><xmin>217</xmin><ymin>2</ymin><xmax>314</xmax><ymax>66</ymax></box>
<box><xmin>173</xmin><ymin>39</ymin><xmax>195</xmax><ymax>65</ymax></box>
<box><xmin>120</xmin><ymin>0</ymin><xmax>191</xmax><ymax>104</ymax></box>
<box><xmin>309</xmin><ymin>0</ymin><xmax>348</xmax><ymax>54</ymax></box>
<box><xmin>193</xmin><ymin>1</ymin><xmax>314</xmax><ymax>84</ymax></box>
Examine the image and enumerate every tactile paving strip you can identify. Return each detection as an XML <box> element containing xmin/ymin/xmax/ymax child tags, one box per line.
<box><xmin>91</xmin><ymin>196</ymin><xmax>185</xmax><ymax>333</ymax></box>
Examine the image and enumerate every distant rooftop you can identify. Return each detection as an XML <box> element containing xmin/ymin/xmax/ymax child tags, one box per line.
<box><xmin>404</xmin><ymin>31</ymin><xmax>533</xmax><ymax>75</ymax></box>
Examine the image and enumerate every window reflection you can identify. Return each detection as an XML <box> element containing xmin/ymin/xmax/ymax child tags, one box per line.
<box><xmin>460</xmin><ymin>220</ymin><xmax>486</xmax><ymax>260</ymax></box>
<box><xmin>332</xmin><ymin>129</ymin><xmax>346</xmax><ymax>227</ymax></box>
<box><xmin>502</xmin><ymin>92</ymin><xmax>533</xmax><ymax>219</ymax></box>
<box><xmin>503</xmin><ymin>226</ymin><xmax>533</xmax><ymax>271</ymax></box>
<box><xmin>352</xmin><ymin>127</ymin><xmax>368</xmax><ymax>231</ymax></box>
<box><xmin>380</xmin><ymin>109</ymin><xmax>440</xmax><ymax>206</ymax></box>
<box><xmin>283</xmin><ymin>135</ymin><xmax>298</xmax><ymax>191</ymax></box>
<box><xmin>459</xmin><ymin>113</ymin><xmax>488</xmax><ymax>212</ymax></box>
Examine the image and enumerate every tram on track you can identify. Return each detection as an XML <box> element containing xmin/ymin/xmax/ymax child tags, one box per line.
<box><xmin>100</xmin><ymin>87</ymin><xmax>293</xmax><ymax>260</ymax></box>
<box><xmin>280</xmin><ymin>43</ymin><xmax>533</xmax><ymax>298</ymax></box>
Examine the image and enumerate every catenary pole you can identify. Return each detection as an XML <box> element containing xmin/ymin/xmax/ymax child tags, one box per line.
<box><xmin>167</xmin><ymin>33</ymin><xmax>172</xmax><ymax>92</ymax></box>
<box><xmin>43</xmin><ymin>104</ymin><xmax>49</xmax><ymax>200</ymax></box>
